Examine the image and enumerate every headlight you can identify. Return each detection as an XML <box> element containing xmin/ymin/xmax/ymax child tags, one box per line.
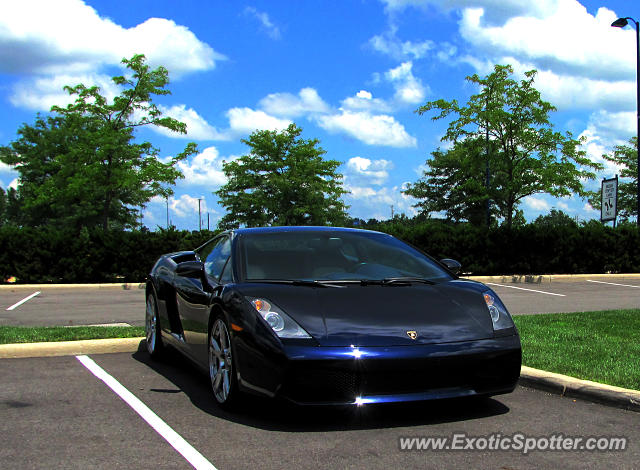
<box><xmin>247</xmin><ymin>297</ymin><xmax>311</xmax><ymax>339</ymax></box>
<box><xmin>483</xmin><ymin>291</ymin><xmax>515</xmax><ymax>331</ymax></box>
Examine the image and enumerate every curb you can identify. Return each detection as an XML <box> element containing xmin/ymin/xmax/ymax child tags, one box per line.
<box><xmin>0</xmin><ymin>283</ymin><xmax>146</xmax><ymax>290</ymax></box>
<box><xmin>519</xmin><ymin>365</ymin><xmax>640</xmax><ymax>412</ymax></box>
<box><xmin>1</xmin><ymin>337</ymin><xmax>638</xmax><ymax>412</ymax></box>
<box><xmin>0</xmin><ymin>337</ymin><xmax>145</xmax><ymax>358</ymax></box>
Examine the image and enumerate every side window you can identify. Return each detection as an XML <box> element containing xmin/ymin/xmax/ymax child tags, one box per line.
<box><xmin>219</xmin><ymin>257</ymin><xmax>233</xmax><ymax>283</ymax></box>
<box><xmin>205</xmin><ymin>237</ymin><xmax>231</xmax><ymax>280</ymax></box>
<box><xmin>196</xmin><ymin>238</ymin><xmax>219</xmax><ymax>263</ymax></box>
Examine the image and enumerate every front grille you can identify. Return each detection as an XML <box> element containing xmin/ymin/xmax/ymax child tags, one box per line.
<box><xmin>279</xmin><ymin>349</ymin><xmax>520</xmax><ymax>404</ymax></box>
<box><xmin>281</xmin><ymin>364</ymin><xmax>358</xmax><ymax>403</ymax></box>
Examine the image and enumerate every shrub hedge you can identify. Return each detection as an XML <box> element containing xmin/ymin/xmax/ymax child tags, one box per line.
<box><xmin>0</xmin><ymin>222</ymin><xmax>637</xmax><ymax>283</ymax></box>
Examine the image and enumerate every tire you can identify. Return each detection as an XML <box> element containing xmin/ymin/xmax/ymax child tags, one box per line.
<box><xmin>145</xmin><ymin>292</ymin><xmax>164</xmax><ymax>359</ymax></box>
<box><xmin>208</xmin><ymin>317</ymin><xmax>239</xmax><ymax>407</ymax></box>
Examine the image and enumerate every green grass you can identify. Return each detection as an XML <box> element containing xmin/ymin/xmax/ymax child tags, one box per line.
<box><xmin>0</xmin><ymin>326</ymin><xmax>145</xmax><ymax>344</ymax></box>
<box><xmin>513</xmin><ymin>309</ymin><xmax>640</xmax><ymax>391</ymax></box>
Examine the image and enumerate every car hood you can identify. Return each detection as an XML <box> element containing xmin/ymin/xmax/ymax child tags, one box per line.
<box><xmin>237</xmin><ymin>280</ymin><xmax>495</xmax><ymax>347</ymax></box>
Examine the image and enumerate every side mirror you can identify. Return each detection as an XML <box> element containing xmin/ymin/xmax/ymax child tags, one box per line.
<box><xmin>440</xmin><ymin>258</ymin><xmax>461</xmax><ymax>275</ymax></box>
<box><xmin>176</xmin><ymin>260</ymin><xmax>205</xmax><ymax>278</ymax></box>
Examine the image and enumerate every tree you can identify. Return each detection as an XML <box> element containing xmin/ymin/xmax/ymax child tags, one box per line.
<box><xmin>411</xmin><ymin>64</ymin><xmax>602</xmax><ymax>228</ymax></box>
<box><xmin>404</xmin><ymin>137</ymin><xmax>500</xmax><ymax>225</ymax></box>
<box><xmin>0</xmin><ymin>187</ymin><xmax>21</xmax><ymax>226</ymax></box>
<box><xmin>0</xmin><ymin>187</ymin><xmax>5</xmax><ymax>226</ymax></box>
<box><xmin>588</xmin><ymin>137</ymin><xmax>638</xmax><ymax>222</ymax></box>
<box><xmin>0</xmin><ymin>54</ymin><xmax>196</xmax><ymax>231</ymax></box>
<box><xmin>215</xmin><ymin>124</ymin><xmax>348</xmax><ymax>229</ymax></box>
<box><xmin>532</xmin><ymin>209</ymin><xmax>577</xmax><ymax>228</ymax></box>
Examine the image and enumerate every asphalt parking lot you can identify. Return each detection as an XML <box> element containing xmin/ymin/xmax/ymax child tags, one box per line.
<box><xmin>1</xmin><ymin>277</ymin><xmax>639</xmax><ymax>469</ymax></box>
<box><xmin>1</xmin><ymin>349</ymin><xmax>638</xmax><ymax>470</ymax></box>
<box><xmin>1</xmin><ymin>275</ymin><xmax>639</xmax><ymax>327</ymax></box>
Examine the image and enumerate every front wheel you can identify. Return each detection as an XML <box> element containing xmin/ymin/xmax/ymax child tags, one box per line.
<box><xmin>145</xmin><ymin>292</ymin><xmax>164</xmax><ymax>358</ymax></box>
<box><xmin>208</xmin><ymin>317</ymin><xmax>239</xmax><ymax>407</ymax></box>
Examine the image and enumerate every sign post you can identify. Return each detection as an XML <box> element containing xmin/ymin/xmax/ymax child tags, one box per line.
<box><xmin>600</xmin><ymin>176</ymin><xmax>618</xmax><ymax>227</ymax></box>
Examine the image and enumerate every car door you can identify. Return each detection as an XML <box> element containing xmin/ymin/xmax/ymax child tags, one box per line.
<box><xmin>175</xmin><ymin>236</ymin><xmax>231</xmax><ymax>360</ymax></box>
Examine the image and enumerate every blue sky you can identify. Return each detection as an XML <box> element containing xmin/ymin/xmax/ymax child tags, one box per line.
<box><xmin>0</xmin><ymin>0</ymin><xmax>636</xmax><ymax>229</ymax></box>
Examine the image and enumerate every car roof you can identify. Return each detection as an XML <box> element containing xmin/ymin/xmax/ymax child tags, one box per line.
<box><xmin>231</xmin><ymin>226</ymin><xmax>385</xmax><ymax>236</ymax></box>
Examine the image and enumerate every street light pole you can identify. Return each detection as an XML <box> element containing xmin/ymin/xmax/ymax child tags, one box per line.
<box><xmin>611</xmin><ymin>16</ymin><xmax>640</xmax><ymax>226</ymax></box>
<box><xmin>198</xmin><ymin>198</ymin><xmax>202</xmax><ymax>231</ymax></box>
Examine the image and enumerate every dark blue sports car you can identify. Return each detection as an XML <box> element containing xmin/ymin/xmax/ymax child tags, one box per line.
<box><xmin>145</xmin><ymin>226</ymin><xmax>521</xmax><ymax>407</ymax></box>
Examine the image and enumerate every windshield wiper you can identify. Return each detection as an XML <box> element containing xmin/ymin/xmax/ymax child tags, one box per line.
<box><xmin>360</xmin><ymin>277</ymin><xmax>436</xmax><ymax>286</ymax></box>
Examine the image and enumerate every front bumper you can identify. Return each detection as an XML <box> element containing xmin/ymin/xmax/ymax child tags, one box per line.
<box><xmin>237</xmin><ymin>334</ymin><xmax>521</xmax><ymax>405</ymax></box>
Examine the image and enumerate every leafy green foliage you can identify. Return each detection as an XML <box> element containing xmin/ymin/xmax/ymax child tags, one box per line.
<box><xmin>0</xmin><ymin>222</ymin><xmax>638</xmax><ymax>284</ymax></box>
<box><xmin>361</xmin><ymin>219</ymin><xmax>640</xmax><ymax>275</ymax></box>
<box><xmin>588</xmin><ymin>137</ymin><xmax>638</xmax><ymax>222</ymax></box>
<box><xmin>0</xmin><ymin>187</ymin><xmax>20</xmax><ymax>226</ymax></box>
<box><xmin>215</xmin><ymin>124</ymin><xmax>348</xmax><ymax>229</ymax></box>
<box><xmin>403</xmin><ymin>138</ymin><xmax>499</xmax><ymax>225</ymax></box>
<box><xmin>0</xmin><ymin>226</ymin><xmax>217</xmax><ymax>283</ymax></box>
<box><xmin>532</xmin><ymin>209</ymin><xmax>578</xmax><ymax>228</ymax></box>
<box><xmin>0</xmin><ymin>54</ymin><xmax>197</xmax><ymax>231</ymax></box>
<box><xmin>411</xmin><ymin>64</ymin><xmax>602</xmax><ymax>228</ymax></box>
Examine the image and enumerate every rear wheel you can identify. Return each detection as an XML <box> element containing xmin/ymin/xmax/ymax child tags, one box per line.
<box><xmin>208</xmin><ymin>317</ymin><xmax>238</xmax><ymax>407</ymax></box>
<box><xmin>145</xmin><ymin>292</ymin><xmax>164</xmax><ymax>358</ymax></box>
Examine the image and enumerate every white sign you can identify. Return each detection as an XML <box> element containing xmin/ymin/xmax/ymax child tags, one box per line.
<box><xmin>601</xmin><ymin>177</ymin><xmax>618</xmax><ymax>223</ymax></box>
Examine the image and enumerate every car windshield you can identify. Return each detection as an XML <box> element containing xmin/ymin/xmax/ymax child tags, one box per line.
<box><xmin>239</xmin><ymin>230</ymin><xmax>453</xmax><ymax>283</ymax></box>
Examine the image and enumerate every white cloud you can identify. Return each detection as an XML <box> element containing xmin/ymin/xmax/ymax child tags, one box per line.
<box><xmin>368</xmin><ymin>27</ymin><xmax>434</xmax><ymax>60</ymax></box>
<box><xmin>146</xmin><ymin>193</ymin><xmax>218</xmax><ymax>229</ymax></box>
<box><xmin>175</xmin><ymin>146</ymin><xmax>229</xmax><ymax>187</ymax></box>
<box><xmin>0</xmin><ymin>0</ymin><xmax>223</xmax><ymax>76</ymax></box>
<box><xmin>583</xmin><ymin>110</ymin><xmax>635</xmax><ymax>144</ymax></box>
<box><xmin>459</xmin><ymin>3</ymin><xmax>632</xmax><ymax>82</ymax></box>
<box><xmin>8</xmin><ymin>178</ymin><xmax>18</xmax><ymax>190</ymax></box>
<box><xmin>258</xmin><ymin>88</ymin><xmax>329</xmax><ymax>118</ymax></box>
<box><xmin>155</xmin><ymin>105</ymin><xmax>229</xmax><ymax>141</ymax></box>
<box><xmin>0</xmin><ymin>161</ymin><xmax>16</xmax><ymax>175</ymax></box>
<box><xmin>348</xmin><ymin>186</ymin><xmax>379</xmax><ymax>199</ymax></box>
<box><xmin>169</xmin><ymin>194</ymin><xmax>208</xmax><ymax>219</ymax></box>
<box><xmin>346</xmin><ymin>157</ymin><xmax>393</xmax><ymax>185</ymax></box>
<box><xmin>525</xmin><ymin>65</ymin><xmax>634</xmax><ymax>112</ymax></box>
<box><xmin>341</xmin><ymin>90</ymin><xmax>392</xmax><ymax>113</ymax></box>
<box><xmin>243</xmin><ymin>7</ymin><xmax>281</xmax><ymax>40</ymax></box>
<box><xmin>226</xmin><ymin>107</ymin><xmax>292</xmax><ymax>134</ymax></box>
<box><xmin>452</xmin><ymin>2</ymin><xmax>637</xmax><ymax>116</ymax></box>
<box><xmin>583</xmin><ymin>202</ymin><xmax>598</xmax><ymax>214</ymax></box>
<box><xmin>524</xmin><ymin>196</ymin><xmax>551</xmax><ymax>211</ymax></box>
<box><xmin>579</xmin><ymin>118</ymin><xmax>632</xmax><ymax>186</ymax></box>
<box><xmin>384</xmin><ymin>61</ymin><xmax>428</xmax><ymax>104</ymax></box>
<box><xmin>10</xmin><ymin>73</ymin><xmax>121</xmax><ymax>111</ymax></box>
<box><xmin>317</xmin><ymin>110</ymin><xmax>416</xmax><ymax>147</ymax></box>
<box><xmin>381</xmin><ymin>0</ymin><xmax>559</xmax><ymax>25</ymax></box>
<box><xmin>345</xmin><ymin>182</ymin><xmax>418</xmax><ymax>220</ymax></box>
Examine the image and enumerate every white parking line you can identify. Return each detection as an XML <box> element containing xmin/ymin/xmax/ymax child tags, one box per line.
<box><xmin>587</xmin><ymin>280</ymin><xmax>640</xmax><ymax>289</ymax></box>
<box><xmin>6</xmin><ymin>291</ymin><xmax>41</xmax><ymax>311</ymax></box>
<box><xmin>76</xmin><ymin>355</ymin><xmax>217</xmax><ymax>470</ymax></box>
<box><xmin>485</xmin><ymin>283</ymin><xmax>566</xmax><ymax>297</ymax></box>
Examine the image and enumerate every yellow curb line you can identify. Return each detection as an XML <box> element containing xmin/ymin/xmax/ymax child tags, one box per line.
<box><xmin>0</xmin><ymin>337</ymin><xmax>145</xmax><ymax>358</ymax></box>
<box><xmin>520</xmin><ymin>365</ymin><xmax>640</xmax><ymax>412</ymax></box>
